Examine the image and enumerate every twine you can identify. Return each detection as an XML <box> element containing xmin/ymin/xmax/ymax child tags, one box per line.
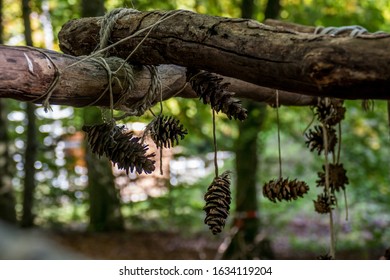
<box><xmin>97</xmin><ymin>8</ymin><xmax>139</xmax><ymax>56</ymax></box>
<box><xmin>314</xmin><ymin>25</ymin><xmax>387</xmax><ymax>37</ymax></box>
<box><xmin>88</xmin><ymin>8</ymin><xmax>165</xmax><ymax>117</ymax></box>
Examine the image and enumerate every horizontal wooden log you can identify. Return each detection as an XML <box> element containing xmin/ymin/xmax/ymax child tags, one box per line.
<box><xmin>58</xmin><ymin>9</ymin><xmax>390</xmax><ymax>100</ymax></box>
<box><xmin>0</xmin><ymin>45</ymin><xmax>316</xmax><ymax>109</ymax></box>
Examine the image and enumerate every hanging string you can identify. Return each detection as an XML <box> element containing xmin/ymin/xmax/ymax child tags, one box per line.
<box><xmin>213</xmin><ymin>109</ymin><xmax>218</xmax><ymax>177</ymax></box>
<box><xmin>275</xmin><ymin>90</ymin><xmax>282</xmax><ymax>178</ymax></box>
<box><xmin>387</xmin><ymin>101</ymin><xmax>390</xmax><ymax>142</ymax></box>
<box><xmin>321</xmin><ymin>98</ymin><xmax>336</xmax><ymax>259</ymax></box>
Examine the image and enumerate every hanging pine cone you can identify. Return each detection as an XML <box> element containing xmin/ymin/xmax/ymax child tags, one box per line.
<box><xmin>144</xmin><ymin>114</ymin><xmax>188</xmax><ymax>148</ymax></box>
<box><xmin>315</xmin><ymin>98</ymin><xmax>346</xmax><ymax>126</ymax></box>
<box><xmin>82</xmin><ymin>122</ymin><xmax>116</xmax><ymax>157</ymax></box>
<box><xmin>305</xmin><ymin>125</ymin><xmax>338</xmax><ymax>155</ymax></box>
<box><xmin>83</xmin><ymin>122</ymin><xmax>155</xmax><ymax>174</ymax></box>
<box><xmin>313</xmin><ymin>193</ymin><xmax>336</xmax><ymax>214</ymax></box>
<box><xmin>317</xmin><ymin>253</ymin><xmax>333</xmax><ymax>260</ymax></box>
<box><xmin>187</xmin><ymin>69</ymin><xmax>247</xmax><ymax>121</ymax></box>
<box><xmin>316</xmin><ymin>163</ymin><xmax>349</xmax><ymax>192</ymax></box>
<box><xmin>203</xmin><ymin>171</ymin><xmax>232</xmax><ymax>235</ymax></box>
<box><xmin>384</xmin><ymin>248</ymin><xmax>390</xmax><ymax>260</ymax></box>
<box><xmin>263</xmin><ymin>177</ymin><xmax>309</xmax><ymax>203</ymax></box>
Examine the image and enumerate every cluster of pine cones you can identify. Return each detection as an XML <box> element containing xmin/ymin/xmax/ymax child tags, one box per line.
<box><xmin>83</xmin><ymin>113</ymin><xmax>189</xmax><ymax>175</ymax></box>
<box><xmin>305</xmin><ymin>98</ymin><xmax>348</xmax><ymax>214</ymax></box>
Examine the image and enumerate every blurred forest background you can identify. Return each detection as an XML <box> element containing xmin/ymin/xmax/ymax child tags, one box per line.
<box><xmin>0</xmin><ymin>0</ymin><xmax>390</xmax><ymax>260</ymax></box>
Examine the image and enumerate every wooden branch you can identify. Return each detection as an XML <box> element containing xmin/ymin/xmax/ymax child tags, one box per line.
<box><xmin>58</xmin><ymin>9</ymin><xmax>390</xmax><ymax>100</ymax></box>
<box><xmin>0</xmin><ymin>45</ymin><xmax>316</xmax><ymax>109</ymax></box>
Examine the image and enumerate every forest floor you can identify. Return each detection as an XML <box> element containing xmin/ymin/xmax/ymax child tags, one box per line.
<box><xmin>51</xmin><ymin>229</ymin><xmax>219</xmax><ymax>260</ymax></box>
<box><xmin>50</xmin><ymin>228</ymin><xmax>385</xmax><ymax>260</ymax></box>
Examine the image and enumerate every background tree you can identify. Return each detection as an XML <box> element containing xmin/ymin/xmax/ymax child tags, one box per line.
<box><xmin>81</xmin><ymin>0</ymin><xmax>124</xmax><ymax>232</ymax></box>
<box><xmin>0</xmin><ymin>0</ymin><xmax>17</xmax><ymax>223</ymax></box>
<box><xmin>221</xmin><ymin>0</ymin><xmax>279</xmax><ymax>260</ymax></box>
<box><xmin>20</xmin><ymin>0</ymin><xmax>38</xmax><ymax>228</ymax></box>
<box><xmin>0</xmin><ymin>0</ymin><xmax>389</xmax><ymax>259</ymax></box>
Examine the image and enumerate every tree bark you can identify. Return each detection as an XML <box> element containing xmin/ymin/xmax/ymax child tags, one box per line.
<box><xmin>0</xmin><ymin>45</ymin><xmax>317</xmax><ymax>107</ymax></box>
<box><xmin>58</xmin><ymin>9</ymin><xmax>390</xmax><ymax>99</ymax></box>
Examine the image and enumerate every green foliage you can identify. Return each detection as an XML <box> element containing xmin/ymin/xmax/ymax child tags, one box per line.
<box><xmin>342</xmin><ymin>101</ymin><xmax>390</xmax><ymax>205</ymax></box>
<box><xmin>281</xmin><ymin>0</ymin><xmax>390</xmax><ymax>32</ymax></box>
<box><xmin>122</xmin><ymin>180</ymin><xmax>213</xmax><ymax>234</ymax></box>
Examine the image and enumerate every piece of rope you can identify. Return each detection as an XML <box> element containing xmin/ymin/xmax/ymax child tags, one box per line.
<box><xmin>86</xmin><ymin>56</ymin><xmax>135</xmax><ymax>115</ymax></box>
<box><xmin>96</xmin><ymin>8</ymin><xmax>139</xmax><ymax>56</ymax></box>
<box><xmin>89</xmin><ymin>8</ymin><xmax>166</xmax><ymax>117</ymax></box>
<box><xmin>314</xmin><ymin>25</ymin><xmax>387</xmax><ymax>37</ymax></box>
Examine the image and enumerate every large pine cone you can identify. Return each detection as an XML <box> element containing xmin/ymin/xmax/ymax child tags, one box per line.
<box><xmin>315</xmin><ymin>98</ymin><xmax>346</xmax><ymax>126</ymax></box>
<box><xmin>316</xmin><ymin>163</ymin><xmax>349</xmax><ymax>192</ymax></box>
<box><xmin>203</xmin><ymin>171</ymin><xmax>232</xmax><ymax>235</ymax></box>
<box><xmin>83</xmin><ymin>122</ymin><xmax>155</xmax><ymax>174</ymax></box>
<box><xmin>145</xmin><ymin>115</ymin><xmax>187</xmax><ymax>149</ymax></box>
<box><xmin>263</xmin><ymin>178</ymin><xmax>309</xmax><ymax>203</ymax></box>
<box><xmin>305</xmin><ymin>125</ymin><xmax>338</xmax><ymax>155</ymax></box>
<box><xmin>187</xmin><ymin>69</ymin><xmax>247</xmax><ymax>121</ymax></box>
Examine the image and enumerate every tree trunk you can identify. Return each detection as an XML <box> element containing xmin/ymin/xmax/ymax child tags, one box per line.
<box><xmin>82</xmin><ymin>0</ymin><xmax>124</xmax><ymax>232</ymax></box>
<box><xmin>21</xmin><ymin>0</ymin><xmax>38</xmax><ymax>228</ymax></box>
<box><xmin>264</xmin><ymin>0</ymin><xmax>281</xmax><ymax>20</ymax></box>
<box><xmin>21</xmin><ymin>103</ymin><xmax>38</xmax><ymax>227</ymax></box>
<box><xmin>0</xmin><ymin>0</ymin><xmax>17</xmax><ymax>224</ymax></box>
<box><xmin>0</xmin><ymin>100</ymin><xmax>17</xmax><ymax>224</ymax></box>
<box><xmin>82</xmin><ymin>0</ymin><xmax>105</xmax><ymax>18</ymax></box>
<box><xmin>58</xmin><ymin>9</ymin><xmax>390</xmax><ymax>99</ymax></box>
<box><xmin>84</xmin><ymin>108</ymin><xmax>124</xmax><ymax>232</ymax></box>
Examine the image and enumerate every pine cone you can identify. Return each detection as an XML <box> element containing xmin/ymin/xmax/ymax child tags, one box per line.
<box><xmin>315</xmin><ymin>98</ymin><xmax>346</xmax><ymax>126</ymax></box>
<box><xmin>316</xmin><ymin>163</ymin><xmax>349</xmax><ymax>192</ymax></box>
<box><xmin>187</xmin><ymin>69</ymin><xmax>247</xmax><ymax>120</ymax></box>
<box><xmin>313</xmin><ymin>193</ymin><xmax>336</xmax><ymax>214</ymax></box>
<box><xmin>203</xmin><ymin>171</ymin><xmax>232</xmax><ymax>235</ymax></box>
<box><xmin>305</xmin><ymin>125</ymin><xmax>338</xmax><ymax>155</ymax></box>
<box><xmin>384</xmin><ymin>248</ymin><xmax>390</xmax><ymax>260</ymax></box>
<box><xmin>82</xmin><ymin>122</ymin><xmax>114</xmax><ymax>157</ymax></box>
<box><xmin>317</xmin><ymin>253</ymin><xmax>333</xmax><ymax>260</ymax></box>
<box><xmin>263</xmin><ymin>178</ymin><xmax>309</xmax><ymax>203</ymax></box>
<box><xmin>83</xmin><ymin>122</ymin><xmax>155</xmax><ymax>174</ymax></box>
<box><xmin>145</xmin><ymin>115</ymin><xmax>188</xmax><ymax>148</ymax></box>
